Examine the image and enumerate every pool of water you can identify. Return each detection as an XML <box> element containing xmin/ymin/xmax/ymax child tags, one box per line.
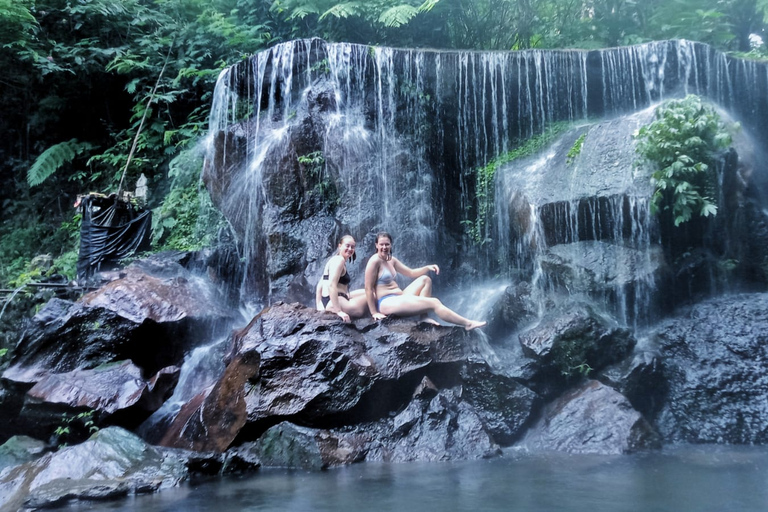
<box><xmin>64</xmin><ymin>445</ymin><xmax>768</xmax><ymax>511</ymax></box>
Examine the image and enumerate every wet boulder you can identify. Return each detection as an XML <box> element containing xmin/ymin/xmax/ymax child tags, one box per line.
<box><xmin>0</xmin><ymin>427</ymin><xmax>188</xmax><ymax>511</ymax></box>
<box><xmin>158</xmin><ymin>345</ymin><xmax>260</xmax><ymax>453</ymax></box>
<box><xmin>598</xmin><ymin>348</ymin><xmax>667</xmax><ymax>421</ymax></box>
<box><xmin>519</xmin><ymin>379</ymin><xmax>660</xmax><ymax>454</ymax></box>
<box><xmin>364</xmin><ymin>386</ymin><xmax>501</xmax><ymax>462</ymax></box>
<box><xmin>539</xmin><ymin>241</ymin><xmax>668</xmax><ymax>323</ymax></box>
<box><xmin>0</xmin><ymin>436</ymin><xmax>48</xmax><ymax>470</ymax></box>
<box><xmin>517</xmin><ymin>303</ymin><xmax>636</xmax><ymax>398</ymax></box>
<box><xmin>11</xmin><ymin>361</ymin><xmax>179</xmax><ymax>441</ymax></box>
<box><xmin>0</xmin><ymin>261</ymin><xmax>234</xmax><ymax>443</ymax></box>
<box><xmin>4</xmin><ymin>263</ymin><xmax>235</xmax><ymax>383</ymax></box>
<box><xmin>241</xmin><ymin>422</ymin><xmax>367</xmax><ymax>470</ymax></box>
<box><xmin>654</xmin><ymin>293</ymin><xmax>768</xmax><ymax>443</ymax></box>
<box><xmin>485</xmin><ymin>281</ymin><xmax>540</xmax><ymax>341</ymax></box>
<box><xmin>151</xmin><ymin>302</ymin><xmax>531</xmax><ymax>461</ymax></box>
<box><xmin>459</xmin><ymin>362</ymin><xmax>540</xmax><ymax>445</ymax></box>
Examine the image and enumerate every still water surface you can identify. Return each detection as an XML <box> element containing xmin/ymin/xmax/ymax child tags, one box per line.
<box><xmin>64</xmin><ymin>445</ymin><xmax>768</xmax><ymax>512</ymax></box>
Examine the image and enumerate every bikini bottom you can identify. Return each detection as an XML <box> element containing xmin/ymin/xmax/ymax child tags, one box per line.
<box><xmin>321</xmin><ymin>292</ymin><xmax>350</xmax><ymax>308</ymax></box>
<box><xmin>377</xmin><ymin>293</ymin><xmax>400</xmax><ymax>310</ymax></box>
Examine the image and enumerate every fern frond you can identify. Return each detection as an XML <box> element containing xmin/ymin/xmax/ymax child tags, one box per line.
<box><xmin>320</xmin><ymin>2</ymin><xmax>362</xmax><ymax>20</ymax></box>
<box><xmin>379</xmin><ymin>5</ymin><xmax>419</xmax><ymax>27</ymax></box>
<box><xmin>27</xmin><ymin>139</ymin><xmax>94</xmax><ymax>187</ymax></box>
<box><xmin>289</xmin><ymin>5</ymin><xmax>321</xmax><ymax>19</ymax></box>
<box><xmin>418</xmin><ymin>0</ymin><xmax>441</xmax><ymax>13</ymax></box>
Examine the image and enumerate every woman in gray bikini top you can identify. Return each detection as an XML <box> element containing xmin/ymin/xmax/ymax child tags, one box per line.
<box><xmin>364</xmin><ymin>231</ymin><xmax>486</xmax><ymax>331</ymax></box>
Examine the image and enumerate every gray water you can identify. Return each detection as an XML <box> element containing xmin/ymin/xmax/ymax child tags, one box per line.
<box><xmin>63</xmin><ymin>445</ymin><xmax>768</xmax><ymax>511</ymax></box>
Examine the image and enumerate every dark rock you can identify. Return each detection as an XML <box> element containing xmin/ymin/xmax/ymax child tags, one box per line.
<box><xmin>654</xmin><ymin>293</ymin><xmax>768</xmax><ymax>443</ymax></box>
<box><xmin>246</xmin><ymin>422</ymin><xmax>367</xmax><ymax>470</ymax></box>
<box><xmin>518</xmin><ymin>303</ymin><xmax>635</xmax><ymax>391</ymax></box>
<box><xmin>539</xmin><ymin>241</ymin><xmax>668</xmax><ymax>324</ymax></box>
<box><xmin>0</xmin><ymin>427</ymin><xmax>189</xmax><ymax>511</ymax></box>
<box><xmin>598</xmin><ymin>348</ymin><xmax>667</xmax><ymax>421</ymax></box>
<box><xmin>3</xmin><ymin>265</ymin><xmax>234</xmax><ymax>382</ymax></box>
<box><xmin>519</xmin><ymin>380</ymin><xmax>661</xmax><ymax>454</ymax></box>
<box><xmin>152</xmin><ymin>303</ymin><xmax>504</xmax><ymax>457</ymax></box>
<box><xmin>158</xmin><ymin>343</ymin><xmax>260</xmax><ymax>452</ymax></box>
<box><xmin>7</xmin><ymin>361</ymin><xmax>180</xmax><ymax>442</ymax></box>
<box><xmin>485</xmin><ymin>281</ymin><xmax>539</xmax><ymax>341</ymax></box>
<box><xmin>364</xmin><ymin>387</ymin><xmax>501</xmax><ymax>462</ymax></box>
<box><xmin>26</xmin><ymin>361</ymin><xmax>179</xmax><ymax>415</ymax></box>
<box><xmin>459</xmin><ymin>362</ymin><xmax>540</xmax><ymax>444</ymax></box>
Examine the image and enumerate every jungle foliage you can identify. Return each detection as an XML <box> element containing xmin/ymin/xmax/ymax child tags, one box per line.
<box><xmin>1</xmin><ymin>0</ymin><xmax>767</xmax><ymax>288</ymax></box>
<box><xmin>635</xmin><ymin>95</ymin><xmax>736</xmax><ymax>227</ymax></box>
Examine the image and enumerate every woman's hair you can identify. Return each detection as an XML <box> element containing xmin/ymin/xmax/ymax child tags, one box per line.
<box><xmin>338</xmin><ymin>235</ymin><xmax>357</xmax><ymax>262</ymax></box>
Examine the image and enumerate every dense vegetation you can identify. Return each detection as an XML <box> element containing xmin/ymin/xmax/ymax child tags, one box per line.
<box><xmin>1</xmin><ymin>0</ymin><xmax>767</xmax><ymax>291</ymax></box>
<box><xmin>635</xmin><ymin>95</ymin><xmax>735</xmax><ymax>227</ymax></box>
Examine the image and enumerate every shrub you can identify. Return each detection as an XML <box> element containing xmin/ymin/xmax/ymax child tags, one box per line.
<box><xmin>635</xmin><ymin>94</ymin><xmax>736</xmax><ymax>227</ymax></box>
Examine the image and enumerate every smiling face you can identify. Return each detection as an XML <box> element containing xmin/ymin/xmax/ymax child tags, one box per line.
<box><xmin>375</xmin><ymin>234</ymin><xmax>392</xmax><ymax>260</ymax></box>
<box><xmin>337</xmin><ymin>236</ymin><xmax>356</xmax><ymax>260</ymax></box>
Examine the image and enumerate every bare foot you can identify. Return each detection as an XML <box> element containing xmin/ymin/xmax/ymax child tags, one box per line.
<box><xmin>464</xmin><ymin>320</ymin><xmax>487</xmax><ymax>331</ymax></box>
<box><xmin>421</xmin><ymin>318</ymin><xmax>440</xmax><ymax>326</ymax></box>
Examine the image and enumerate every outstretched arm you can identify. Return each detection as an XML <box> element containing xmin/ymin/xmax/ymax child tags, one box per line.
<box><xmin>364</xmin><ymin>256</ymin><xmax>387</xmax><ymax>320</ymax></box>
<box><xmin>393</xmin><ymin>257</ymin><xmax>439</xmax><ymax>279</ymax></box>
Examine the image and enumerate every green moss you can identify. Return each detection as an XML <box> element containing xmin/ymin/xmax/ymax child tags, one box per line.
<box><xmin>465</xmin><ymin>121</ymin><xmax>574</xmax><ymax>245</ymax></box>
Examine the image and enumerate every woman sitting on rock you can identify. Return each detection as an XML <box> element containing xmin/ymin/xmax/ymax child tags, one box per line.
<box><xmin>364</xmin><ymin>231</ymin><xmax>486</xmax><ymax>330</ymax></box>
<box><xmin>316</xmin><ymin>235</ymin><xmax>367</xmax><ymax>322</ymax></box>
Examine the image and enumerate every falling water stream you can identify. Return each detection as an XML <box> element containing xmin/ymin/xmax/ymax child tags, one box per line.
<box><xmin>110</xmin><ymin>39</ymin><xmax>768</xmax><ymax>511</ymax></box>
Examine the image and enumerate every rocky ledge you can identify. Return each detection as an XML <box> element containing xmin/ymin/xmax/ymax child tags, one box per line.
<box><xmin>3</xmin><ymin>258</ymin><xmax>767</xmax><ymax>508</ymax></box>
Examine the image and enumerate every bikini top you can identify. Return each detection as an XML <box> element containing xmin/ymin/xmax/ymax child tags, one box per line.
<box><xmin>376</xmin><ymin>266</ymin><xmax>396</xmax><ymax>286</ymax></box>
<box><xmin>323</xmin><ymin>271</ymin><xmax>351</xmax><ymax>286</ymax></box>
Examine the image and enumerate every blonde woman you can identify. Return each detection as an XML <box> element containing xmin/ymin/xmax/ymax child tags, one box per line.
<box><xmin>316</xmin><ymin>235</ymin><xmax>367</xmax><ymax>322</ymax></box>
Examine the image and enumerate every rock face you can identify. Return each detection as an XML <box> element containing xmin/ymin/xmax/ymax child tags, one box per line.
<box><xmin>654</xmin><ymin>293</ymin><xmax>768</xmax><ymax>443</ymax></box>
<box><xmin>520</xmin><ymin>380</ymin><xmax>660</xmax><ymax>454</ymax></box>
<box><xmin>0</xmin><ymin>427</ymin><xmax>188</xmax><ymax>511</ymax></box>
<box><xmin>0</xmin><ymin>259</ymin><xmax>235</xmax><ymax>443</ymax></box>
<box><xmin>517</xmin><ymin>304</ymin><xmax>636</xmax><ymax>398</ymax></box>
<box><xmin>152</xmin><ymin>302</ymin><xmax>530</xmax><ymax>462</ymax></box>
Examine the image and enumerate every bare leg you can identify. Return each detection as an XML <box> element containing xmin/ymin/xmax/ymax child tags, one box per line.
<box><xmin>402</xmin><ymin>275</ymin><xmax>432</xmax><ymax>297</ymax></box>
<box><xmin>339</xmin><ymin>294</ymin><xmax>368</xmax><ymax>319</ymax></box>
<box><xmin>380</xmin><ymin>296</ymin><xmax>485</xmax><ymax>330</ymax></box>
<box><xmin>401</xmin><ymin>276</ymin><xmax>438</xmax><ymax>323</ymax></box>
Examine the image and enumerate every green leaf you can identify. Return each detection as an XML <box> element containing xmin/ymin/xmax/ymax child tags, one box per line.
<box><xmin>27</xmin><ymin>139</ymin><xmax>95</xmax><ymax>187</ymax></box>
<box><xmin>379</xmin><ymin>5</ymin><xmax>419</xmax><ymax>27</ymax></box>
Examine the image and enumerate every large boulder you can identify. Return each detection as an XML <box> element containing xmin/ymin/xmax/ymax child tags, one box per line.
<box><xmin>151</xmin><ymin>302</ymin><xmax>537</xmax><ymax>460</ymax></box>
<box><xmin>517</xmin><ymin>303</ymin><xmax>636</xmax><ymax>398</ymax></box>
<box><xmin>654</xmin><ymin>293</ymin><xmax>768</xmax><ymax>443</ymax></box>
<box><xmin>0</xmin><ymin>260</ymin><xmax>235</xmax><ymax>443</ymax></box>
<box><xmin>0</xmin><ymin>427</ymin><xmax>188</xmax><ymax>511</ymax></box>
<box><xmin>519</xmin><ymin>379</ymin><xmax>660</xmax><ymax>454</ymax></box>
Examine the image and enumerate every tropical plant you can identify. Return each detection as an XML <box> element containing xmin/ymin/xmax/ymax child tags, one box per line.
<box><xmin>635</xmin><ymin>94</ymin><xmax>736</xmax><ymax>227</ymax></box>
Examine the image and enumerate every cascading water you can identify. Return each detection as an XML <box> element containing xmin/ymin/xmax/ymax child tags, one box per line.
<box><xmin>203</xmin><ymin>39</ymin><xmax>768</xmax><ymax>326</ymax></box>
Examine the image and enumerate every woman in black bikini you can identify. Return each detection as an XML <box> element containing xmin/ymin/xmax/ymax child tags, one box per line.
<box><xmin>364</xmin><ymin>232</ymin><xmax>486</xmax><ymax>330</ymax></box>
<box><xmin>316</xmin><ymin>235</ymin><xmax>367</xmax><ymax>322</ymax></box>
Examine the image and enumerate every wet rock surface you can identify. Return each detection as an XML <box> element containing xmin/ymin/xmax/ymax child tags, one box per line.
<box><xmin>1</xmin><ymin>260</ymin><xmax>235</xmax><ymax>444</ymax></box>
<box><xmin>517</xmin><ymin>303</ymin><xmax>636</xmax><ymax>398</ymax></box>
<box><xmin>654</xmin><ymin>293</ymin><xmax>768</xmax><ymax>443</ymax></box>
<box><xmin>519</xmin><ymin>379</ymin><xmax>661</xmax><ymax>454</ymax></box>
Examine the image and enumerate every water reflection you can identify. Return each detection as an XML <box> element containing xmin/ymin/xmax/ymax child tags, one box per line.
<box><xmin>63</xmin><ymin>445</ymin><xmax>768</xmax><ymax>511</ymax></box>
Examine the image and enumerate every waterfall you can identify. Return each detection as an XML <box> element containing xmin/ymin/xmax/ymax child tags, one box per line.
<box><xmin>203</xmin><ymin>39</ymin><xmax>768</xmax><ymax>323</ymax></box>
